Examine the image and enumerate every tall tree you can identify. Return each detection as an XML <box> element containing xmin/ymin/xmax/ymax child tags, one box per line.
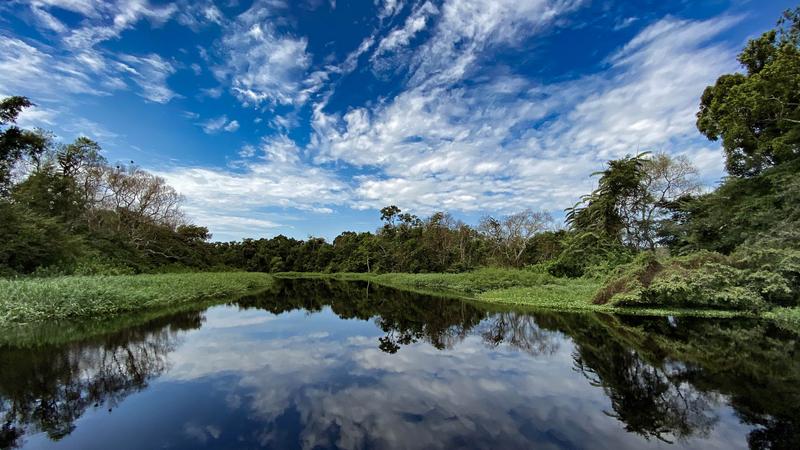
<box><xmin>566</xmin><ymin>153</ymin><xmax>649</xmax><ymax>242</ymax></box>
<box><xmin>0</xmin><ymin>97</ymin><xmax>48</xmax><ymax>197</ymax></box>
<box><xmin>566</xmin><ymin>153</ymin><xmax>698</xmax><ymax>250</ymax></box>
<box><xmin>697</xmin><ymin>7</ymin><xmax>800</xmax><ymax>176</ymax></box>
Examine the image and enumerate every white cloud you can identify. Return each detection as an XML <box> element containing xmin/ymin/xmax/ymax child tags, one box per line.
<box><xmin>157</xmin><ymin>135</ymin><xmax>350</xmax><ymax>239</ymax></box>
<box><xmin>223</xmin><ymin>120</ymin><xmax>240</xmax><ymax>132</ymax></box>
<box><xmin>60</xmin><ymin>0</ymin><xmax>177</xmax><ymax>50</ymax></box>
<box><xmin>24</xmin><ymin>0</ymin><xmax>106</xmax><ymax>18</ymax></box>
<box><xmin>200</xmin><ymin>115</ymin><xmax>240</xmax><ymax>134</ymax></box>
<box><xmin>0</xmin><ymin>36</ymin><xmax>122</xmax><ymax>99</ymax></box>
<box><xmin>200</xmin><ymin>86</ymin><xmax>223</xmax><ymax>98</ymax></box>
<box><xmin>117</xmin><ymin>53</ymin><xmax>178</xmax><ymax>103</ymax></box>
<box><xmin>377</xmin><ymin>0</ymin><xmax>404</xmax><ymax>19</ymax></box>
<box><xmin>238</xmin><ymin>144</ymin><xmax>257</xmax><ymax>158</ymax></box>
<box><xmin>373</xmin><ymin>1</ymin><xmax>438</xmax><ymax>58</ymax></box>
<box><xmin>550</xmin><ymin>16</ymin><xmax>741</xmax><ymax>161</ymax></box>
<box><xmin>189</xmin><ymin>212</ymin><xmax>283</xmax><ymax>241</ymax></box>
<box><xmin>406</xmin><ymin>0</ymin><xmax>585</xmax><ymax>88</ymax></box>
<box><xmin>2</xmin><ymin>1</ymin><xmax>183</xmax><ymax>105</ymax></box>
<box><xmin>307</xmin><ymin>14</ymin><xmax>738</xmax><ymax>216</ymax></box>
<box><xmin>29</xmin><ymin>4</ymin><xmax>67</xmax><ymax>33</ymax></box>
<box><xmin>215</xmin><ymin>0</ymin><xmax>315</xmax><ymax>107</ymax></box>
<box><xmin>176</xmin><ymin>0</ymin><xmax>225</xmax><ymax>29</ymax></box>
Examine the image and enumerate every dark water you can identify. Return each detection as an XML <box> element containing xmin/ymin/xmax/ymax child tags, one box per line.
<box><xmin>1</xmin><ymin>279</ymin><xmax>799</xmax><ymax>450</ymax></box>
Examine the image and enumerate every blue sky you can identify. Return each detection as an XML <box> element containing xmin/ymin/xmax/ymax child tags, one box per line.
<box><xmin>0</xmin><ymin>0</ymin><xmax>794</xmax><ymax>241</ymax></box>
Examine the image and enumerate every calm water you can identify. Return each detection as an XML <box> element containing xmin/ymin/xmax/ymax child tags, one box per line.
<box><xmin>1</xmin><ymin>279</ymin><xmax>798</xmax><ymax>450</ymax></box>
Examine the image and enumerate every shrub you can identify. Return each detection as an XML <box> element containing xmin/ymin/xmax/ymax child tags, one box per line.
<box><xmin>595</xmin><ymin>251</ymin><xmax>775</xmax><ymax>311</ymax></box>
<box><xmin>593</xmin><ymin>252</ymin><xmax>663</xmax><ymax>305</ymax></box>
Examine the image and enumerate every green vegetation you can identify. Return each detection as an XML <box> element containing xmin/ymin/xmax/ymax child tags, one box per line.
<box><xmin>0</xmin><ymin>272</ymin><xmax>272</xmax><ymax>326</ymax></box>
<box><xmin>764</xmin><ymin>307</ymin><xmax>800</xmax><ymax>334</ymax></box>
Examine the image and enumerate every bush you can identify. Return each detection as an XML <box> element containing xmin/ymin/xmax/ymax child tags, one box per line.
<box><xmin>593</xmin><ymin>252</ymin><xmax>663</xmax><ymax>305</ymax></box>
<box><xmin>642</xmin><ymin>263</ymin><xmax>768</xmax><ymax>311</ymax></box>
<box><xmin>596</xmin><ymin>251</ymin><xmax>781</xmax><ymax>311</ymax></box>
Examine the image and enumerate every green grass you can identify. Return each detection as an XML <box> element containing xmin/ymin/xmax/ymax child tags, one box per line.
<box><xmin>277</xmin><ymin>269</ymin><xmax>752</xmax><ymax>318</ymax></box>
<box><xmin>0</xmin><ymin>272</ymin><xmax>273</xmax><ymax>326</ymax></box>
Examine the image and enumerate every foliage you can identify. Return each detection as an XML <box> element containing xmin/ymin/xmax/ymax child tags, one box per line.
<box><xmin>0</xmin><ymin>202</ymin><xmax>82</xmax><ymax>275</ymax></box>
<box><xmin>697</xmin><ymin>8</ymin><xmax>800</xmax><ymax>176</ymax></box>
<box><xmin>0</xmin><ymin>272</ymin><xmax>272</xmax><ymax>325</ymax></box>
<box><xmin>566</xmin><ymin>153</ymin><xmax>649</xmax><ymax>239</ymax></box>
<box><xmin>594</xmin><ymin>249</ymin><xmax>799</xmax><ymax>311</ymax></box>
<box><xmin>282</xmin><ymin>271</ymin><xmax>745</xmax><ymax>318</ymax></box>
<box><xmin>478</xmin><ymin>210</ymin><xmax>553</xmax><ymax>267</ymax></box>
<box><xmin>567</xmin><ymin>152</ymin><xmax>699</xmax><ymax>253</ymax></box>
<box><xmin>764</xmin><ymin>307</ymin><xmax>800</xmax><ymax>334</ymax></box>
<box><xmin>0</xmin><ymin>96</ymin><xmax>215</xmax><ymax>276</ymax></box>
<box><xmin>0</xmin><ymin>96</ymin><xmax>48</xmax><ymax>197</ymax></box>
<box><xmin>546</xmin><ymin>230</ymin><xmax>632</xmax><ymax>278</ymax></box>
<box><xmin>665</xmin><ymin>159</ymin><xmax>800</xmax><ymax>254</ymax></box>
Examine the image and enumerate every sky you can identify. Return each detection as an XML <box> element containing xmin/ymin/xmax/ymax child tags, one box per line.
<box><xmin>0</xmin><ymin>0</ymin><xmax>794</xmax><ymax>242</ymax></box>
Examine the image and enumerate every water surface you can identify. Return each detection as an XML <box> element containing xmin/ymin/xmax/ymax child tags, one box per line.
<box><xmin>1</xmin><ymin>279</ymin><xmax>798</xmax><ymax>449</ymax></box>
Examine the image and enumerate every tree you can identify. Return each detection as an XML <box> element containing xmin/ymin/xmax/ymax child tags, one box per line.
<box><xmin>0</xmin><ymin>96</ymin><xmax>48</xmax><ymax>196</ymax></box>
<box><xmin>479</xmin><ymin>210</ymin><xmax>553</xmax><ymax>267</ymax></box>
<box><xmin>697</xmin><ymin>7</ymin><xmax>800</xmax><ymax>176</ymax></box>
<box><xmin>96</xmin><ymin>163</ymin><xmax>184</xmax><ymax>230</ymax></box>
<box><xmin>566</xmin><ymin>153</ymin><xmax>649</xmax><ymax>242</ymax></box>
<box><xmin>637</xmin><ymin>153</ymin><xmax>700</xmax><ymax>249</ymax></box>
<box><xmin>567</xmin><ymin>153</ymin><xmax>698</xmax><ymax>251</ymax></box>
<box><xmin>0</xmin><ymin>202</ymin><xmax>81</xmax><ymax>274</ymax></box>
<box><xmin>12</xmin><ymin>137</ymin><xmax>106</xmax><ymax>227</ymax></box>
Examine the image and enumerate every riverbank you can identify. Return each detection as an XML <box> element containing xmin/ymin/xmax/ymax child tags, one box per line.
<box><xmin>0</xmin><ymin>272</ymin><xmax>273</xmax><ymax>326</ymax></box>
<box><xmin>276</xmin><ymin>269</ymin><xmax>765</xmax><ymax>318</ymax></box>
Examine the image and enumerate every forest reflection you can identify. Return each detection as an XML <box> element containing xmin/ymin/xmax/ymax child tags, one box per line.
<box><xmin>1</xmin><ymin>279</ymin><xmax>798</xmax><ymax>449</ymax></box>
<box><xmin>0</xmin><ymin>311</ymin><xmax>204</xmax><ymax>448</ymax></box>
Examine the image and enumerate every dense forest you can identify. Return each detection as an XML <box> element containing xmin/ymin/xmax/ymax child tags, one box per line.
<box><xmin>1</xmin><ymin>9</ymin><xmax>798</xmax><ymax>311</ymax></box>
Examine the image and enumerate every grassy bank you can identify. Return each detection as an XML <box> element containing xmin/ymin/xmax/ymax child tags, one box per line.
<box><xmin>0</xmin><ymin>272</ymin><xmax>273</xmax><ymax>326</ymax></box>
<box><xmin>276</xmin><ymin>269</ymin><xmax>750</xmax><ymax>318</ymax></box>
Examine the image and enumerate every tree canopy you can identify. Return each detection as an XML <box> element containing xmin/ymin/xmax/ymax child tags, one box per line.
<box><xmin>697</xmin><ymin>8</ymin><xmax>800</xmax><ymax>176</ymax></box>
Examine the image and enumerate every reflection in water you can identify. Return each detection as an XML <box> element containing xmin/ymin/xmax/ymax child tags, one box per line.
<box><xmin>573</xmin><ymin>324</ymin><xmax>719</xmax><ymax>443</ymax></box>
<box><xmin>0</xmin><ymin>312</ymin><xmax>204</xmax><ymax>448</ymax></box>
<box><xmin>235</xmin><ymin>279</ymin><xmax>490</xmax><ymax>353</ymax></box>
<box><xmin>0</xmin><ymin>278</ymin><xmax>798</xmax><ymax>449</ymax></box>
<box><xmin>537</xmin><ymin>314</ymin><xmax>800</xmax><ymax>449</ymax></box>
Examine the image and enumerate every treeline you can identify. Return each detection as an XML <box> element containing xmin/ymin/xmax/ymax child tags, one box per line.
<box><xmin>210</xmin><ymin>152</ymin><xmax>698</xmax><ymax>277</ymax></box>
